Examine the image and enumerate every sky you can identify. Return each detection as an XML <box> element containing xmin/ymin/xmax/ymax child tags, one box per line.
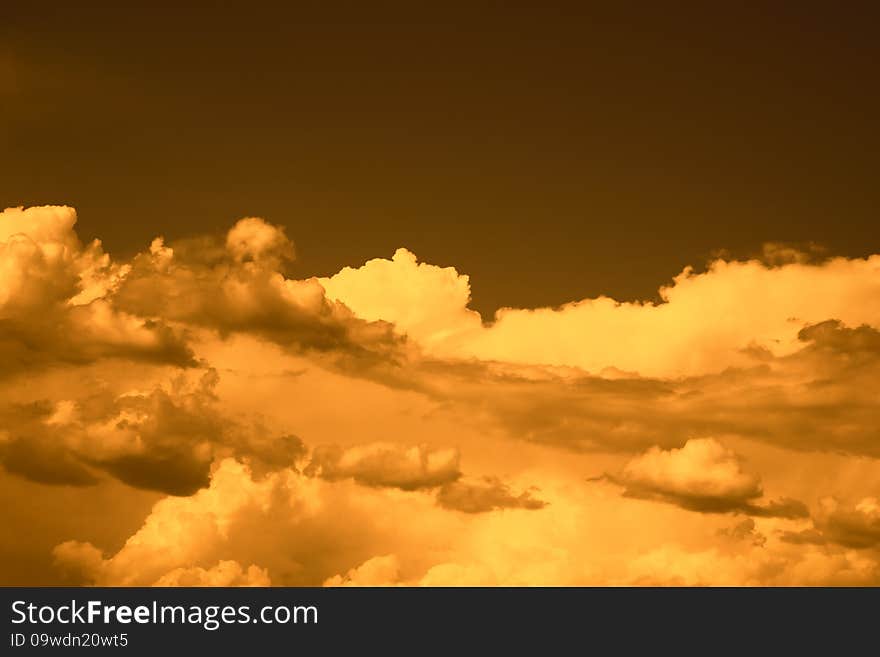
<box><xmin>3</xmin><ymin>3</ymin><xmax>879</xmax><ymax>315</ymax></box>
<box><xmin>1</xmin><ymin>4</ymin><xmax>879</xmax><ymax>586</ymax></box>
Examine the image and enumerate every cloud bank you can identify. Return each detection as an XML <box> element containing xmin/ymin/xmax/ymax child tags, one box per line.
<box><xmin>3</xmin><ymin>205</ymin><xmax>880</xmax><ymax>586</ymax></box>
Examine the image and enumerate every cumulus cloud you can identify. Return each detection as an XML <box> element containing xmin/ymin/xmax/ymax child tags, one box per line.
<box><xmin>4</xmin><ymin>205</ymin><xmax>880</xmax><ymax>586</ymax></box>
<box><xmin>0</xmin><ymin>369</ymin><xmax>307</xmax><ymax>494</ymax></box>
<box><xmin>113</xmin><ymin>218</ymin><xmax>403</xmax><ymax>369</ymax></box>
<box><xmin>600</xmin><ymin>438</ymin><xmax>808</xmax><ymax>518</ymax></box>
<box><xmin>52</xmin><ymin>540</ymin><xmax>270</xmax><ymax>587</ymax></box>
<box><xmin>52</xmin><ymin>459</ymin><xmax>291</xmax><ymax>586</ymax></box>
<box><xmin>320</xmin><ymin>246</ymin><xmax>880</xmax><ymax>378</ymax></box>
<box><xmin>436</xmin><ymin>477</ymin><xmax>547</xmax><ymax>513</ymax></box>
<box><xmin>614</xmin><ymin>438</ymin><xmax>762</xmax><ymax>506</ymax></box>
<box><xmin>0</xmin><ymin>206</ymin><xmax>195</xmax><ymax>377</ymax></box>
<box><xmin>319</xmin><ymin>248</ymin><xmax>482</xmax><ymax>350</ymax></box>
<box><xmin>51</xmin><ymin>458</ymin><xmax>465</xmax><ymax>586</ymax></box>
<box><xmin>47</xmin><ymin>453</ymin><xmax>880</xmax><ymax>588</ymax></box>
<box><xmin>305</xmin><ymin>443</ymin><xmax>461</xmax><ymax>491</ymax></box>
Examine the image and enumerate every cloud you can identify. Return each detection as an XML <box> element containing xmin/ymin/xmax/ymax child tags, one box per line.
<box><xmin>623</xmin><ymin>543</ymin><xmax>880</xmax><ymax>586</ymax></box>
<box><xmin>797</xmin><ymin>319</ymin><xmax>880</xmax><ymax>356</ymax></box>
<box><xmin>0</xmin><ymin>205</ymin><xmax>80</xmax><ymax>247</ymax></box>
<box><xmin>3</xmin><ymin>205</ymin><xmax>880</xmax><ymax>586</ymax></box>
<box><xmin>305</xmin><ymin>443</ymin><xmax>461</xmax><ymax>491</ymax></box>
<box><xmin>600</xmin><ymin>438</ymin><xmax>808</xmax><ymax>518</ymax></box>
<box><xmin>818</xmin><ymin>498</ymin><xmax>880</xmax><ymax>548</ymax></box>
<box><xmin>783</xmin><ymin>497</ymin><xmax>880</xmax><ymax>549</ymax></box>
<box><xmin>717</xmin><ymin>518</ymin><xmax>766</xmax><ymax>547</ymax></box>
<box><xmin>323</xmin><ymin>555</ymin><xmax>400</xmax><ymax>587</ymax></box>
<box><xmin>436</xmin><ymin>477</ymin><xmax>547</xmax><ymax>513</ymax></box>
<box><xmin>113</xmin><ymin>219</ymin><xmax>403</xmax><ymax>370</ymax></box>
<box><xmin>152</xmin><ymin>561</ymin><xmax>271</xmax><ymax>587</ymax></box>
<box><xmin>0</xmin><ymin>206</ymin><xmax>195</xmax><ymax>378</ymax></box>
<box><xmin>51</xmin><ymin>459</ymin><xmax>290</xmax><ymax>586</ymax></box>
<box><xmin>400</xmin><ymin>318</ymin><xmax>880</xmax><ymax>459</ymax></box>
<box><xmin>322</xmin><ymin>555</ymin><xmax>496</xmax><ymax>586</ymax></box>
<box><xmin>0</xmin><ymin>401</ymin><xmax>102</xmax><ymax>487</ymax></box>
<box><xmin>319</xmin><ymin>248</ymin><xmax>482</xmax><ymax>350</ymax></box>
<box><xmin>51</xmin><ymin>458</ymin><xmax>464</xmax><ymax>585</ymax></box>
<box><xmin>476</xmin><ymin>255</ymin><xmax>880</xmax><ymax>378</ymax></box>
<box><xmin>52</xmin><ymin>541</ymin><xmax>270</xmax><ymax>587</ymax></box>
<box><xmin>0</xmin><ymin>369</ymin><xmax>307</xmax><ymax>494</ymax></box>
<box><xmin>611</xmin><ymin>438</ymin><xmax>762</xmax><ymax>508</ymax></box>
<box><xmin>758</xmin><ymin>242</ymin><xmax>828</xmax><ymax>266</ymax></box>
<box><xmin>47</xmin><ymin>452</ymin><xmax>880</xmax><ymax>587</ymax></box>
<box><xmin>746</xmin><ymin>498</ymin><xmax>810</xmax><ymax>519</ymax></box>
<box><xmin>320</xmin><ymin>247</ymin><xmax>880</xmax><ymax>378</ymax></box>
<box><xmin>225</xmin><ymin>217</ymin><xmax>295</xmax><ymax>266</ymax></box>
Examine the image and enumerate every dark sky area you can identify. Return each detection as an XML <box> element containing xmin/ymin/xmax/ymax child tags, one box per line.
<box><xmin>2</xmin><ymin>2</ymin><xmax>878</xmax><ymax>316</ymax></box>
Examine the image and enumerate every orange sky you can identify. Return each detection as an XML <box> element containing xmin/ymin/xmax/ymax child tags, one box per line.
<box><xmin>2</xmin><ymin>5</ymin><xmax>880</xmax><ymax>586</ymax></box>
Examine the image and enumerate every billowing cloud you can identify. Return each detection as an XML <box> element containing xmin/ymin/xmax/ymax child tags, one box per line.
<box><xmin>320</xmin><ymin>246</ymin><xmax>880</xmax><ymax>378</ymax></box>
<box><xmin>48</xmin><ymin>454</ymin><xmax>880</xmax><ymax>588</ymax></box>
<box><xmin>319</xmin><ymin>248</ymin><xmax>482</xmax><ymax>351</ymax></box>
<box><xmin>615</xmin><ymin>438</ymin><xmax>763</xmax><ymax>507</ymax></box>
<box><xmin>600</xmin><ymin>438</ymin><xmax>808</xmax><ymax>518</ymax></box>
<box><xmin>0</xmin><ymin>206</ymin><xmax>195</xmax><ymax>377</ymax></box>
<box><xmin>4</xmin><ymin>205</ymin><xmax>880</xmax><ymax>587</ymax></box>
<box><xmin>51</xmin><ymin>459</ymin><xmax>292</xmax><ymax>586</ymax></box>
<box><xmin>113</xmin><ymin>219</ymin><xmax>403</xmax><ymax>369</ymax></box>
<box><xmin>51</xmin><ymin>458</ymin><xmax>462</xmax><ymax>586</ymax></box>
<box><xmin>0</xmin><ymin>369</ymin><xmax>306</xmax><ymax>494</ymax></box>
